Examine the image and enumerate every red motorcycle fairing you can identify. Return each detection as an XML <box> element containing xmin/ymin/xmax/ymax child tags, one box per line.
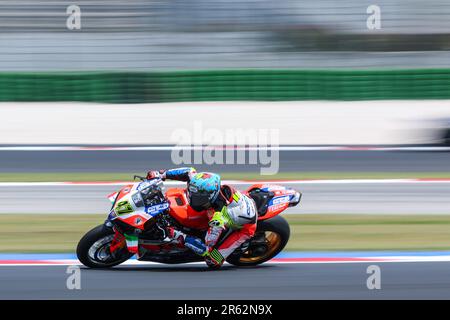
<box><xmin>110</xmin><ymin>183</ymin><xmax>297</xmax><ymax>231</ymax></box>
<box><xmin>108</xmin><ymin>184</ymin><xmax>153</xmax><ymax>230</ymax></box>
<box><xmin>166</xmin><ymin>188</ymin><xmax>210</xmax><ymax>230</ymax></box>
<box><xmin>168</xmin><ymin>184</ymin><xmax>298</xmax><ymax>225</ymax></box>
<box><xmin>245</xmin><ymin>184</ymin><xmax>300</xmax><ymax>221</ymax></box>
<box><xmin>114</xmin><ymin>184</ymin><xmax>134</xmax><ymax>202</ymax></box>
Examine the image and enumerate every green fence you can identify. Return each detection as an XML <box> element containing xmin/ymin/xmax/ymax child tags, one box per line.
<box><xmin>0</xmin><ymin>69</ymin><xmax>450</xmax><ymax>103</ymax></box>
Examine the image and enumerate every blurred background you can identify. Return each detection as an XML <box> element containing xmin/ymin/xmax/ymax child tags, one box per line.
<box><xmin>1</xmin><ymin>0</ymin><xmax>450</xmax><ymax>103</ymax></box>
<box><xmin>3</xmin><ymin>0</ymin><xmax>450</xmax><ymax>71</ymax></box>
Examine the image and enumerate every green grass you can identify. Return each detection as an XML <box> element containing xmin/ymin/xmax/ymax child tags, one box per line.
<box><xmin>0</xmin><ymin>214</ymin><xmax>105</xmax><ymax>253</ymax></box>
<box><xmin>285</xmin><ymin>215</ymin><xmax>450</xmax><ymax>251</ymax></box>
<box><xmin>0</xmin><ymin>171</ymin><xmax>449</xmax><ymax>182</ymax></box>
<box><xmin>1</xmin><ymin>214</ymin><xmax>450</xmax><ymax>253</ymax></box>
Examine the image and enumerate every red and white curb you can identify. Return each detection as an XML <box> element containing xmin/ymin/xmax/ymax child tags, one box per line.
<box><xmin>0</xmin><ymin>179</ymin><xmax>450</xmax><ymax>187</ymax></box>
<box><xmin>2</xmin><ymin>256</ymin><xmax>450</xmax><ymax>266</ymax></box>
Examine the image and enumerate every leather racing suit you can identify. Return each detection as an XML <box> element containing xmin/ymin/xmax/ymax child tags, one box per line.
<box><xmin>155</xmin><ymin>167</ymin><xmax>258</xmax><ymax>267</ymax></box>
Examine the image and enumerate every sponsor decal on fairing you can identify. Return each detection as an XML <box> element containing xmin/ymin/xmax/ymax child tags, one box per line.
<box><xmin>145</xmin><ymin>202</ymin><xmax>170</xmax><ymax>216</ymax></box>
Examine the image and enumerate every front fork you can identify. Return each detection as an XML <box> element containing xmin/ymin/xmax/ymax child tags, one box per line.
<box><xmin>108</xmin><ymin>230</ymin><xmax>126</xmax><ymax>254</ymax></box>
<box><xmin>103</xmin><ymin>218</ymin><xmax>126</xmax><ymax>254</ymax></box>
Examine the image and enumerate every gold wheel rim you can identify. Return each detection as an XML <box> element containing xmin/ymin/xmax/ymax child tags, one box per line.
<box><xmin>239</xmin><ymin>231</ymin><xmax>282</xmax><ymax>263</ymax></box>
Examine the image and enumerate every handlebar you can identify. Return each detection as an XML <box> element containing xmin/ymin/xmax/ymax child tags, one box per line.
<box><xmin>133</xmin><ymin>175</ymin><xmax>164</xmax><ymax>184</ymax></box>
<box><xmin>133</xmin><ymin>175</ymin><xmax>147</xmax><ymax>181</ymax></box>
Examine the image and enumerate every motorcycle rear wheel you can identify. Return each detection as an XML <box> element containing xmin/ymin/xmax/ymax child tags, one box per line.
<box><xmin>76</xmin><ymin>224</ymin><xmax>133</xmax><ymax>268</ymax></box>
<box><xmin>226</xmin><ymin>215</ymin><xmax>290</xmax><ymax>267</ymax></box>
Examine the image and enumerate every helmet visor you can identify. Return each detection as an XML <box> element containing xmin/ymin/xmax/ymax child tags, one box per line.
<box><xmin>187</xmin><ymin>185</ymin><xmax>212</xmax><ymax>210</ymax></box>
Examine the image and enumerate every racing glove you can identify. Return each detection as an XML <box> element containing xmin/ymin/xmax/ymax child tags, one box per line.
<box><xmin>146</xmin><ymin>170</ymin><xmax>166</xmax><ymax>180</ymax></box>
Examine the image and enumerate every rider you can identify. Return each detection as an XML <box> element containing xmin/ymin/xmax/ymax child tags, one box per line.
<box><xmin>146</xmin><ymin>167</ymin><xmax>257</xmax><ymax>268</ymax></box>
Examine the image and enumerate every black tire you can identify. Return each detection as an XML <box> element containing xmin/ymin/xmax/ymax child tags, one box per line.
<box><xmin>76</xmin><ymin>224</ymin><xmax>133</xmax><ymax>268</ymax></box>
<box><xmin>226</xmin><ymin>215</ymin><xmax>290</xmax><ymax>267</ymax></box>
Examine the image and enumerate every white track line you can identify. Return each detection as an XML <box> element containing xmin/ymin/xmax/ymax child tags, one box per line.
<box><xmin>0</xmin><ymin>179</ymin><xmax>449</xmax><ymax>187</ymax></box>
<box><xmin>0</xmin><ymin>146</ymin><xmax>449</xmax><ymax>152</ymax></box>
<box><xmin>2</xmin><ymin>256</ymin><xmax>450</xmax><ymax>267</ymax></box>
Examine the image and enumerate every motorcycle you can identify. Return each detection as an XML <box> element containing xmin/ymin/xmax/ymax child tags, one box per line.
<box><xmin>76</xmin><ymin>175</ymin><xmax>302</xmax><ymax>268</ymax></box>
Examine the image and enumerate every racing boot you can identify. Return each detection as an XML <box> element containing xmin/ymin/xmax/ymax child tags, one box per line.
<box><xmin>204</xmin><ymin>248</ymin><xmax>224</xmax><ymax>269</ymax></box>
<box><xmin>184</xmin><ymin>236</ymin><xmax>209</xmax><ymax>257</ymax></box>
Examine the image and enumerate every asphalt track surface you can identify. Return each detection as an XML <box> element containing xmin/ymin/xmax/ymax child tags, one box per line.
<box><xmin>2</xmin><ymin>149</ymin><xmax>449</xmax><ymax>300</ymax></box>
<box><xmin>1</xmin><ymin>261</ymin><xmax>450</xmax><ymax>299</ymax></box>
<box><xmin>0</xmin><ymin>149</ymin><xmax>449</xmax><ymax>173</ymax></box>
<box><xmin>1</xmin><ymin>182</ymin><xmax>449</xmax><ymax>214</ymax></box>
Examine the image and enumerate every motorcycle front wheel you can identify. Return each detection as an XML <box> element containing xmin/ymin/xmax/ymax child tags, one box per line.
<box><xmin>76</xmin><ymin>224</ymin><xmax>133</xmax><ymax>268</ymax></box>
<box><xmin>226</xmin><ymin>215</ymin><xmax>290</xmax><ymax>267</ymax></box>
